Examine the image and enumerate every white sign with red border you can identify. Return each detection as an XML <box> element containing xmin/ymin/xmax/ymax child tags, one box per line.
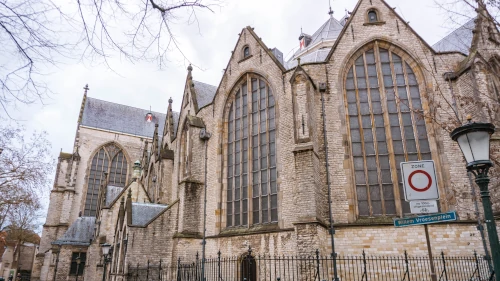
<box><xmin>401</xmin><ymin>160</ymin><xmax>439</xmax><ymax>201</ymax></box>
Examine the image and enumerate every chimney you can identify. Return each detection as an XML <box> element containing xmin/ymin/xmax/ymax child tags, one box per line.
<box><xmin>271</xmin><ymin>48</ymin><xmax>284</xmax><ymax>65</ymax></box>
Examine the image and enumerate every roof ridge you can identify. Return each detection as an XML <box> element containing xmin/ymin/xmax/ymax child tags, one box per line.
<box><xmin>86</xmin><ymin>96</ymin><xmax>166</xmax><ymax>116</ymax></box>
<box><xmin>432</xmin><ymin>17</ymin><xmax>476</xmax><ymax>48</ymax></box>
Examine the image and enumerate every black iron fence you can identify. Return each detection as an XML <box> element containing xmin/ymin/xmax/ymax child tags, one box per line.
<box><xmin>126</xmin><ymin>249</ymin><xmax>494</xmax><ymax>281</ymax></box>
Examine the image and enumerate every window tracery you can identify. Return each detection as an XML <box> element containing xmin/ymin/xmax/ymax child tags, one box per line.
<box><xmin>84</xmin><ymin>143</ymin><xmax>128</xmax><ymax>216</ymax></box>
<box><xmin>345</xmin><ymin>45</ymin><xmax>431</xmax><ymax>217</ymax></box>
<box><xmin>226</xmin><ymin>75</ymin><xmax>277</xmax><ymax>227</ymax></box>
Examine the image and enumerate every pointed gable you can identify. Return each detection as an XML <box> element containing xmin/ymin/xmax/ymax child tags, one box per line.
<box><xmin>326</xmin><ymin>0</ymin><xmax>438</xmax><ymax>61</ymax></box>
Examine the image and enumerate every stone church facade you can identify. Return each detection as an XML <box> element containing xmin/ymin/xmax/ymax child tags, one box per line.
<box><xmin>33</xmin><ymin>0</ymin><xmax>500</xmax><ymax>280</ymax></box>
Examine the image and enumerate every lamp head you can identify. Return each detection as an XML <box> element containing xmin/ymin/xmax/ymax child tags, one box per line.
<box><xmin>101</xmin><ymin>243</ymin><xmax>112</xmax><ymax>256</ymax></box>
<box><xmin>450</xmin><ymin>121</ymin><xmax>495</xmax><ymax>170</ymax></box>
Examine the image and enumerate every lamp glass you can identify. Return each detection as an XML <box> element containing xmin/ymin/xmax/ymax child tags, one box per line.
<box><xmin>457</xmin><ymin>131</ymin><xmax>490</xmax><ymax>164</ymax></box>
<box><xmin>101</xmin><ymin>243</ymin><xmax>111</xmax><ymax>256</ymax></box>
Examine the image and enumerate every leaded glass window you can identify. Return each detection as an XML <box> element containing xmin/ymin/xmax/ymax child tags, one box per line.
<box><xmin>227</xmin><ymin>76</ymin><xmax>277</xmax><ymax>227</ymax></box>
<box><xmin>84</xmin><ymin>144</ymin><xmax>128</xmax><ymax>216</ymax></box>
<box><xmin>345</xmin><ymin>46</ymin><xmax>431</xmax><ymax>217</ymax></box>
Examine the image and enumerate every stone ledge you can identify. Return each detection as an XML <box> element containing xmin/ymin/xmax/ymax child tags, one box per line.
<box><xmin>363</xmin><ymin>21</ymin><xmax>386</xmax><ymax>26</ymax></box>
<box><xmin>238</xmin><ymin>55</ymin><xmax>253</xmax><ymax>63</ymax></box>
<box><xmin>212</xmin><ymin>224</ymin><xmax>293</xmax><ymax>238</ymax></box>
<box><xmin>173</xmin><ymin>232</ymin><xmax>202</xmax><ymax>239</ymax></box>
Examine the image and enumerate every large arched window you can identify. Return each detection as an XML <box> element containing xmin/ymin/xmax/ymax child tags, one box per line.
<box><xmin>226</xmin><ymin>75</ymin><xmax>277</xmax><ymax>227</ymax></box>
<box><xmin>345</xmin><ymin>45</ymin><xmax>431</xmax><ymax>217</ymax></box>
<box><xmin>84</xmin><ymin>143</ymin><xmax>128</xmax><ymax>216</ymax></box>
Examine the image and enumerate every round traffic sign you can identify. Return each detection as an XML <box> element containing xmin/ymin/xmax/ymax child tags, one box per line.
<box><xmin>408</xmin><ymin>170</ymin><xmax>432</xmax><ymax>192</ymax></box>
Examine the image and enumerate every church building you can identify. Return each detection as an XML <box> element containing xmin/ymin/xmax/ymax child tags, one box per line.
<box><xmin>33</xmin><ymin>0</ymin><xmax>500</xmax><ymax>280</ymax></box>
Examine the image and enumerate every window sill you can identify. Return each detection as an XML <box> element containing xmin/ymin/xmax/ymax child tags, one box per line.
<box><xmin>363</xmin><ymin>21</ymin><xmax>386</xmax><ymax>26</ymax></box>
<box><xmin>214</xmin><ymin>223</ymin><xmax>292</xmax><ymax>238</ymax></box>
<box><xmin>238</xmin><ymin>55</ymin><xmax>253</xmax><ymax>63</ymax></box>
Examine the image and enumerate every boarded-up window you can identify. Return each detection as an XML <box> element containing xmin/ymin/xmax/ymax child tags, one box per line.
<box><xmin>227</xmin><ymin>76</ymin><xmax>277</xmax><ymax>227</ymax></box>
<box><xmin>345</xmin><ymin>46</ymin><xmax>430</xmax><ymax>217</ymax></box>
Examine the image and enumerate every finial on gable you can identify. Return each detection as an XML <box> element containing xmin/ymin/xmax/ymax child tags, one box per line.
<box><xmin>187</xmin><ymin>64</ymin><xmax>193</xmax><ymax>72</ymax></box>
<box><xmin>168</xmin><ymin>97</ymin><xmax>173</xmax><ymax>104</ymax></box>
<box><xmin>328</xmin><ymin>0</ymin><xmax>334</xmax><ymax>17</ymax></box>
<box><xmin>83</xmin><ymin>84</ymin><xmax>89</xmax><ymax>96</ymax></box>
<box><xmin>78</xmin><ymin>84</ymin><xmax>89</xmax><ymax>124</ymax></box>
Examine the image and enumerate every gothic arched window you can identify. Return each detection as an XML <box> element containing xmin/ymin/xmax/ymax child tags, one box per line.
<box><xmin>345</xmin><ymin>45</ymin><xmax>431</xmax><ymax>217</ymax></box>
<box><xmin>226</xmin><ymin>75</ymin><xmax>277</xmax><ymax>227</ymax></box>
<box><xmin>84</xmin><ymin>143</ymin><xmax>128</xmax><ymax>216</ymax></box>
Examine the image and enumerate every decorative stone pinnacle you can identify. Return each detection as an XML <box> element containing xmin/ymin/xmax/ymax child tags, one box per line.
<box><xmin>187</xmin><ymin>64</ymin><xmax>193</xmax><ymax>72</ymax></box>
<box><xmin>168</xmin><ymin>97</ymin><xmax>173</xmax><ymax>104</ymax></box>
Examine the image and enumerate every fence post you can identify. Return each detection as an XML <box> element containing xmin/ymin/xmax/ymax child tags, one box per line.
<box><xmin>177</xmin><ymin>257</ymin><xmax>181</xmax><ymax>281</ymax></box>
<box><xmin>474</xmin><ymin>250</ymin><xmax>482</xmax><ymax>280</ymax></box>
<box><xmin>362</xmin><ymin>250</ymin><xmax>367</xmax><ymax>281</ymax></box>
<box><xmin>196</xmin><ymin>252</ymin><xmax>199</xmax><ymax>281</ymax></box>
<box><xmin>159</xmin><ymin>259</ymin><xmax>162</xmax><ymax>281</ymax></box>
<box><xmin>402</xmin><ymin>250</ymin><xmax>410</xmax><ymax>281</ymax></box>
<box><xmin>136</xmin><ymin>263</ymin><xmax>139</xmax><ymax>281</ymax></box>
<box><xmin>315</xmin><ymin>249</ymin><xmax>320</xmax><ymax>281</ymax></box>
<box><xmin>248</xmin><ymin>246</ymin><xmax>253</xmax><ymax>281</ymax></box>
<box><xmin>440</xmin><ymin>251</ymin><xmax>448</xmax><ymax>281</ymax></box>
<box><xmin>217</xmin><ymin>250</ymin><xmax>221</xmax><ymax>281</ymax></box>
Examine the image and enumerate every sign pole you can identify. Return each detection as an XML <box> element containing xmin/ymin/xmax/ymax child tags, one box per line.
<box><xmin>424</xmin><ymin>224</ymin><xmax>437</xmax><ymax>281</ymax></box>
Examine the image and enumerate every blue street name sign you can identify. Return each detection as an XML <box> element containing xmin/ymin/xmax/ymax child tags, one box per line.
<box><xmin>394</xmin><ymin>211</ymin><xmax>457</xmax><ymax>228</ymax></box>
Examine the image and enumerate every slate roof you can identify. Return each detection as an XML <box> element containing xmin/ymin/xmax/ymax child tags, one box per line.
<box><xmin>53</xmin><ymin>217</ymin><xmax>95</xmax><ymax>245</ymax></box>
<box><xmin>193</xmin><ymin>80</ymin><xmax>218</xmax><ymax>110</ymax></box>
<box><xmin>286</xmin><ymin>49</ymin><xmax>330</xmax><ymax>69</ymax></box>
<box><xmin>309</xmin><ymin>16</ymin><xmax>343</xmax><ymax>47</ymax></box>
<box><xmin>106</xmin><ymin>185</ymin><xmax>124</xmax><ymax>206</ymax></box>
<box><xmin>287</xmin><ymin>15</ymin><xmax>343</xmax><ymax>69</ymax></box>
<box><xmin>432</xmin><ymin>18</ymin><xmax>475</xmax><ymax>55</ymax></box>
<box><xmin>131</xmin><ymin>203</ymin><xmax>168</xmax><ymax>227</ymax></box>
<box><xmin>81</xmin><ymin>97</ymin><xmax>166</xmax><ymax>138</ymax></box>
<box><xmin>172</xmin><ymin>111</ymin><xmax>180</xmax><ymax>137</ymax></box>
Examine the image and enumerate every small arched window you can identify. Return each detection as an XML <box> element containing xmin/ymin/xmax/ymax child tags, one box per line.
<box><xmin>368</xmin><ymin>10</ymin><xmax>378</xmax><ymax>22</ymax></box>
<box><xmin>243</xmin><ymin>46</ymin><xmax>250</xmax><ymax>58</ymax></box>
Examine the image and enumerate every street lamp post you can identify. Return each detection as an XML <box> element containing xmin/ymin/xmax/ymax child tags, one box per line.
<box><xmin>101</xmin><ymin>243</ymin><xmax>112</xmax><ymax>281</ymax></box>
<box><xmin>450</xmin><ymin>120</ymin><xmax>499</xmax><ymax>280</ymax></box>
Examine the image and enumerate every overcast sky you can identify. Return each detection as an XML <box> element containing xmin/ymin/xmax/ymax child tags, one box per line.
<box><xmin>3</xmin><ymin>0</ymin><xmax>472</xmax><ymax>218</ymax></box>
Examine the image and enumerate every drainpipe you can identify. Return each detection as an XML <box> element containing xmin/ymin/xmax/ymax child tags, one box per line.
<box><xmin>199</xmin><ymin>128</ymin><xmax>211</xmax><ymax>281</ymax></box>
<box><xmin>319</xmin><ymin>82</ymin><xmax>339</xmax><ymax>281</ymax></box>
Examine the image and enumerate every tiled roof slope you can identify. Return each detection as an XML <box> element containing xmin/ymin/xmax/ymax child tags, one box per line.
<box><xmin>286</xmin><ymin>49</ymin><xmax>330</xmax><ymax>69</ymax></box>
<box><xmin>106</xmin><ymin>185</ymin><xmax>123</xmax><ymax>206</ymax></box>
<box><xmin>287</xmin><ymin>15</ymin><xmax>343</xmax><ymax>69</ymax></box>
<box><xmin>81</xmin><ymin>97</ymin><xmax>166</xmax><ymax>138</ymax></box>
<box><xmin>309</xmin><ymin>16</ymin><xmax>343</xmax><ymax>47</ymax></box>
<box><xmin>131</xmin><ymin>203</ymin><xmax>168</xmax><ymax>227</ymax></box>
<box><xmin>432</xmin><ymin>18</ymin><xmax>475</xmax><ymax>55</ymax></box>
<box><xmin>53</xmin><ymin>217</ymin><xmax>95</xmax><ymax>245</ymax></box>
<box><xmin>193</xmin><ymin>80</ymin><xmax>217</xmax><ymax>110</ymax></box>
